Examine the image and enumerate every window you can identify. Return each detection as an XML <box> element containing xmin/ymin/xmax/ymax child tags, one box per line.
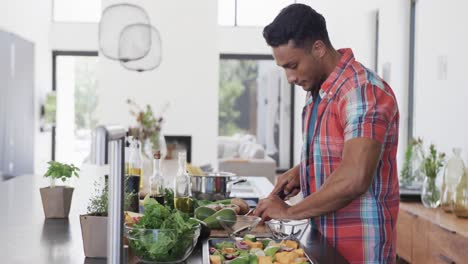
<box><xmin>53</xmin><ymin>0</ymin><xmax>101</xmax><ymax>22</ymax></box>
<box><xmin>52</xmin><ymin>52</ymin><xmax>99</xmax><ymax>165</ymax></box>
<box><xmin>218</xmin><ymin>0</ymin><xmax>295</xmax><ymax>26</ymax></box>
<box><xmin>219</xmin><ymin>54</ymin><xmax>294</xmax><ymax>170</ymax></box>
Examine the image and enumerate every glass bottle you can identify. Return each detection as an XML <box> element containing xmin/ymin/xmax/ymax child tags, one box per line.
<box><xmin>453</xmin><ymin>168</ymin><xmax>468</xmax><ymax>218</ymax></box>
<box><xmin>174</xmin><ymin>152</ymin><xmax>192</xmax><ymax>213</ymax></box>
<box><xmin>149</xmin><ymin>151</ymin><xmax>165</xmax><ymax>205</ymax></box>
<box><xmin>421</xmin><ymin>176</ymin><xmax>441</xmax><ymax>208</ymax></box>
<box><xmin>441</xmin><ymin>148</ymin><xmax>465</xmax><ymax>212</ymax></box>
<box><xmin>127</xmin><ymin>138</ymin><xmax>142</xmax><ymax>212</ymax></box>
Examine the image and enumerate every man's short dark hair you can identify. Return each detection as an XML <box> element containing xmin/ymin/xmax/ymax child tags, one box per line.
<box><xmin>263</xmin><ymin>4</ymin><xmax>331</xmax><ymax>48</ymax></box>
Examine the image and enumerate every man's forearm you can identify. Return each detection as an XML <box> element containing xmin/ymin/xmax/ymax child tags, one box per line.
<box><xmin>286</xmin><ymin>165</ymin><xmax>365</xmax><ymax>219</ymax></box>
<box><xmin>287</xmin><ymin>138</ymin><xmax>380</xmax><ymax>219</ymax></box>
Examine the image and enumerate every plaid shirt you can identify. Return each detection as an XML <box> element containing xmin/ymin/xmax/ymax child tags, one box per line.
<box><xmin>300</xmin><ymin>48</ymin><xmax>399</xmax><ymax>263</ymax></box>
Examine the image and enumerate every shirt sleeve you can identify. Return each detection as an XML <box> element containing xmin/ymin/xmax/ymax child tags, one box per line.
<box><xmin>339</xmin><ymin>83</ymin><xmax>398</xmax><ymax>144</ymax></box>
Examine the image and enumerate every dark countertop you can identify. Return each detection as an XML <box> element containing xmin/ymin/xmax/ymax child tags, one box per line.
<box><xmin>1</xmin><ymin>171</ymin><xmax>347</xmax><ymax>264</ymax></box>
<box><xmin>129</xmin><ymin>227</ymin><xmax>349</xmax><ymax>264</ymax></box>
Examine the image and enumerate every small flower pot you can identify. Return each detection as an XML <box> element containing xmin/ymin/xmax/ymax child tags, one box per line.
<box><xmin>80</xmin><ymin>214</ymin><xmax>108</xmax><ymax>258</ymax></box>
<box><xmin>39</xmin><ymin>186</ymin><xmax>74</xmax><ymax>218</ymax></box>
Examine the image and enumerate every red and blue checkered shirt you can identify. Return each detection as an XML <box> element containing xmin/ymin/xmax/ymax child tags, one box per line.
<box><xmin>300</xmin><ymin>48</ymin><xmax>399</xmax><ymax>263</ymax></box>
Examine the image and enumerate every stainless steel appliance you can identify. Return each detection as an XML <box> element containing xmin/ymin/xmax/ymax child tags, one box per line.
<box><xmin>90</xmin><ymin>125</ymin><xmax>126</xmax><ymax>264</ymax></box>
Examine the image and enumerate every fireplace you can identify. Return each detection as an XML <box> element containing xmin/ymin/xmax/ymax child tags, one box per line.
<box><xmin>164</xmin><ymin>135</ymin><xmax>192</xmax><ymax>163</ymax></box>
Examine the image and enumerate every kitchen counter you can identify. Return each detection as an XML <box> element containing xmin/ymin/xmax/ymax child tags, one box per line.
<box><xmin>1</xmin><ymin>170</ymin><xmax>347</xmax><ymax>263</ymax></box>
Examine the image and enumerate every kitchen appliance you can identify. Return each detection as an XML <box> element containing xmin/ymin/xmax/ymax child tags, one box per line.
<box><xmin>90</xmin><ymin>125</ymin><xmax>126</xmax><ymax>264</ymax></box>
<box><xmin>190</xmin><ymin>171</ymin><xmax>243</xmax><ymax>201</ymax></box>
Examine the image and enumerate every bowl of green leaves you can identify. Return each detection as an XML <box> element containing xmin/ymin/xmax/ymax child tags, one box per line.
<box><xmin>125</xmin><ymin>200</ymin><xmax>200</xmax><ymax>263</ymax></box>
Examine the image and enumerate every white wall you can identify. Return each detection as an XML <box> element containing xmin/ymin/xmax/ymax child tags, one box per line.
<box><xmin>0</xmin><ymin>0</ymin><xmax>53</xmax><ymax>174</ymax></box>
<box><xmin>377</xmin><ymin>0</ymin><xmax>410</xmax><ymax>169</ymax></box>
<box><xmin>51</xmin><ymin>23</ymin><xmax>98</xmax><ymax>51</ymax></box>
<box><xmin>97</xmin><ymin>0</ymin><xmax>219</xmax><ymax>166</ymax></box>
<box><xmin>413</xmin><ymin>0</ymin><xmax>468</xmax><ymax>161</ymax></box>
<box><xmin>218</xmin><ymin>27</ymin><xmax>270</xmax><ymax>54</ymax></box>
<box><xmin>218</xmin><ymin>0</ymin><xmax>381</xmax><ymax>166</ymax></box>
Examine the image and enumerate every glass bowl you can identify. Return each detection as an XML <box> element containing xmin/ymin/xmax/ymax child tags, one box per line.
<box><xmin>265</xmin><ymin>219</ymin><xmax>309</xmax><ymax>240</ymax></box>
<box><xmin>124</xmin><ymin>223</ymin><xmax>200</xmax><ymax>263</ymax></box>
<box><xmin>216</xmin><ymin>215</ymin><xmax>261</xmax><ymax>239</ymax></box>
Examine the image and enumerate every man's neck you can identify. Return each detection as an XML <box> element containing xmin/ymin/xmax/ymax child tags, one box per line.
<box><xmin>311</xmin><ymin>48</ymin><xmax>342</xmax><ymax>97</ymax></box>
<box><xmin>323</xmin><ymin>48</ymin><xmax>342</xmax><ymax>77</ymax></box>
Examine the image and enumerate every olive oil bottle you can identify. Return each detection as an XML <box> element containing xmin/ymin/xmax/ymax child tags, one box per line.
<box><xmin>174</xmin><ymin>152</ymin><xmax>192</xmax><ymax>213</ymax></box>
<box><xmin>149</xmin><ymin>151</ymin><xmax>165</xmax><ymax>205</ymax></box>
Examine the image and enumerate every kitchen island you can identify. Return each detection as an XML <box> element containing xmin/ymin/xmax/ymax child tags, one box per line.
<box><xmin>1</xmin><ymin>170</ymin><xmax>347</xmax><ymax>263</ymax></box>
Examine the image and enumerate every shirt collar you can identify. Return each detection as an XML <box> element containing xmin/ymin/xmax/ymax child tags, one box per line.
<box><xmin>305</xmin><ymin>48</ymin><xmax>355</xmax><ymax>106</ymax></box>
<box><xmin>321</xmin><ymin>48</ymin><xmax>355</xmax><ymax>96</ymax></box>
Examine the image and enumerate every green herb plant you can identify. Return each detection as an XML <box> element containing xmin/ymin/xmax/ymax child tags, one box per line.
<box><xmin>400</xmin><ymin>138</ymin><xmax>423</xmax><ymax>187</ymax></box>
<box><xmin>44</xmin><ymin>161</ymin><xmax>80</xmax><ymax>187</ymax></box>
<box><xmin>421</xmin><ymin>144</ymin><xmax>446</xmax><ymax>206</ymax></box>
<box><xmin>87</xmin><ymin>177</ymin><xmax>136</xmax><ymax>217</ymax></box>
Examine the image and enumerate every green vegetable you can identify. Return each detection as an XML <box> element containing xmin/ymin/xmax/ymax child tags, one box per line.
<box><xmin>195</xmin><ymin>206</ymin><xmax>216</xmax><ymax>220</ymax></box>
<box><xmin>249</xmin><ymin>255</ymin><xmax>259</xmax><ymax>264</ymax></box>
<box><xmin>193</xmin><ymin>199</ymin><xmax>213</xmax><ymax>208</ymax></box>
<box><xmin>128</xmin><ymin>200</ymin><xmax>199</xmax><ymax>262</ymax></box>
<box><xmin>264</xmin><ymin>246</ymin><xmax>280</xmax><ymax>257</ymax></box>
<box><xmin>215</xmin><ymin>241</ymin><xmax>235</xmax><ymax>250</ymax></box>
<box><xmin>229</xmin><ymin>256</ymin><xmax>249</xmax><ymax>264</ymax></box>
<box><xmin>215</xmin><ymin>199</ymin><xmax>233</xmax><ymax>205</ymax></box>
<box><xmin>260</xmin><ymin>238</ymin><xmax>273</xmax><ymax>249</ymax></box>
<box><xmin>164</xmin><ymin>188</ymin><xmax>174</xmax><ymax>209</ymax></box>
<box><xmin>203</xmin><ymin>208</ymin><xmax>237</xmax><ymax>229</ymax></box>
<box><xmin>243</xmin><ymin>234</ymin><xmax>256</xmax><ymax>242</ymax></box>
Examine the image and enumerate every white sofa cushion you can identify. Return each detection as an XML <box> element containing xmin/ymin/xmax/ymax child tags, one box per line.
<box><xmin>248</xmin><ymin>143</ymin><xmax>265</xmax><ymax>159</ymax></box>
<box><xmin>217</xmin><ymin>136</ymin><xmax>240</xmax><ymax>158</ymax></box>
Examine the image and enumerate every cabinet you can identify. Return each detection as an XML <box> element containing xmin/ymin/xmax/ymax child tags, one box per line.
<box><xmin>0</xmin><ymin>30</ymin><xmax>34</xmax><ymax>176</ymax></box>
<box><xmin>396</xmin><ymin>202</ymin><xmax>468</xmax><ymax>263</ymax></box>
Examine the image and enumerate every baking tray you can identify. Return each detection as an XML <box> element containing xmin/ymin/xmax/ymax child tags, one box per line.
<box><xmin>202</xmin><ymin>237</ymin><xmax>318</xmax><ymax>264</ymax></box>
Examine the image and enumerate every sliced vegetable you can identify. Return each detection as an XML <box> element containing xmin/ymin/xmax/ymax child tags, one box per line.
<box><xmin>243</xmin><ymin>234</ymin><xmax>257</xmax><ymax>242</ymax></box>
<box><xmin>204</xmin><ymin>208</ymin><xmax>237</xmax><ymax>229</ymax></box>
<box><xmin>215</xmin><ymin>241</ymin><xmax>235</xmax><ymax>250</ymax></box>
<box><xmin>264</xmin><ymin>246</ymin><xmax>280</xmax><ymax>257</ymax></box>
<box><xmin>235</xmin><ymin>240</ymin><xmax>249</xmax><ymax>250</ymax></box>
<box><xmin>195</xmin><ymin>206</ymin><xmax>216</xmax><ymax>220</ymax></box>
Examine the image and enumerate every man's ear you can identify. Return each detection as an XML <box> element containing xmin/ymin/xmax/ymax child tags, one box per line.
<box><xmin>312</xmin><ymin>40</ymin><xmax>326</xmax><ymax>59</ymax></box>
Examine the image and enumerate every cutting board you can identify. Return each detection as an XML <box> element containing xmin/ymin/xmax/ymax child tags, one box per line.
<box><xmin>210</xmin><ymin>223</ymin><xmax>271</xmax><ymax>238</ymax></box>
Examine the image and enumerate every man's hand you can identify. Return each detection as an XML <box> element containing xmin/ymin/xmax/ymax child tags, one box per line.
<box><xmin>253</xmin><ymin>195</ymin><xmax>290</xmax><ymax>221</ymax></box>
<box><xmin>271</xmin><ymin>165</ymin><xmax>300</xmax><ymax>200</ymax></box>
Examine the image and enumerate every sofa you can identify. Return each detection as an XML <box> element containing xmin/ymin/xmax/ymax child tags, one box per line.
<box><xmin>217</xmin><ymin>134</ymin><xmax>277</xmax><ymax>184</ymax></box>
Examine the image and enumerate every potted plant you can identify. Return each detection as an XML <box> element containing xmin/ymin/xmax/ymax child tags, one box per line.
<box><xmin>126</xmin><ymin>98</ymin><xmax>168</xmax><ymax>158</ymax></box>
<box><xmin>421</xmin><ymin>144</ymin><xmax>446</xmax><ymax>208</ymax></box>
<box><xmin>80</xmin><ymin>179</ymin><xmax>109</xmax><ymax>258</ymax></box>
<box><xmin>40</xmin><ymin>161</ymin><xmax>79</xmax><ymax>218</ymax></box>
<box><xmin>80</xmin><ymin>177</ymin><xmax>135</xmax><ymax>258</ymax></box>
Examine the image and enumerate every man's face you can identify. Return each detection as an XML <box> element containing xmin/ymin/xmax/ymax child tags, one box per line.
<box><xmin>272</xmin><ymin>40</ymin><xmax>325</xmax><ymax>92</ymax></box>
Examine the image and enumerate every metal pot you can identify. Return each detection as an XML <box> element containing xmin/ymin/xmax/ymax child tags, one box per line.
<box><xmin>191</xmin><ymin>171</ymin><xmax>242</xmax><ymax>201</ymax></box>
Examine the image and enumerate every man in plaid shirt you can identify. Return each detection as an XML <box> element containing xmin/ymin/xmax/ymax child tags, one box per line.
<box><xmin>254</xmin><ymin>4</ymin><xmax>399</xmax><ymax>263</ymax></box>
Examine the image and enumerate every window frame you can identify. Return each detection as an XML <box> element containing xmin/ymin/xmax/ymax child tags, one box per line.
<box><xmin>219</xmin><ymin>53</ymin><xmax>295</xmax><ymax>171</ymax></box>
<box><xmin>51</xmin><ymin>50</ymin><xmax>98</xmax><ymax>161</ymax></box>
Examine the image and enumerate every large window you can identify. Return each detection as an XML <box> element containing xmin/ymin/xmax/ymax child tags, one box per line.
<box><xmin>53</xmin><ymin>0</ymin><xmax>101</xmax><ymax>22</ymax></box>
<box><xmin>219</xmin><ymin>54</ymin><xmax>294</xmax><ymax>170</ymax></box>
<box><xmin>218</xmin><ymin>0</ymin><xmax>295</xmax><ymax>26</ymax></box>
<box><xmin>52</xmin><ymin>52</ymin><xmax>99</xmax><ymax>165</ymax></box>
